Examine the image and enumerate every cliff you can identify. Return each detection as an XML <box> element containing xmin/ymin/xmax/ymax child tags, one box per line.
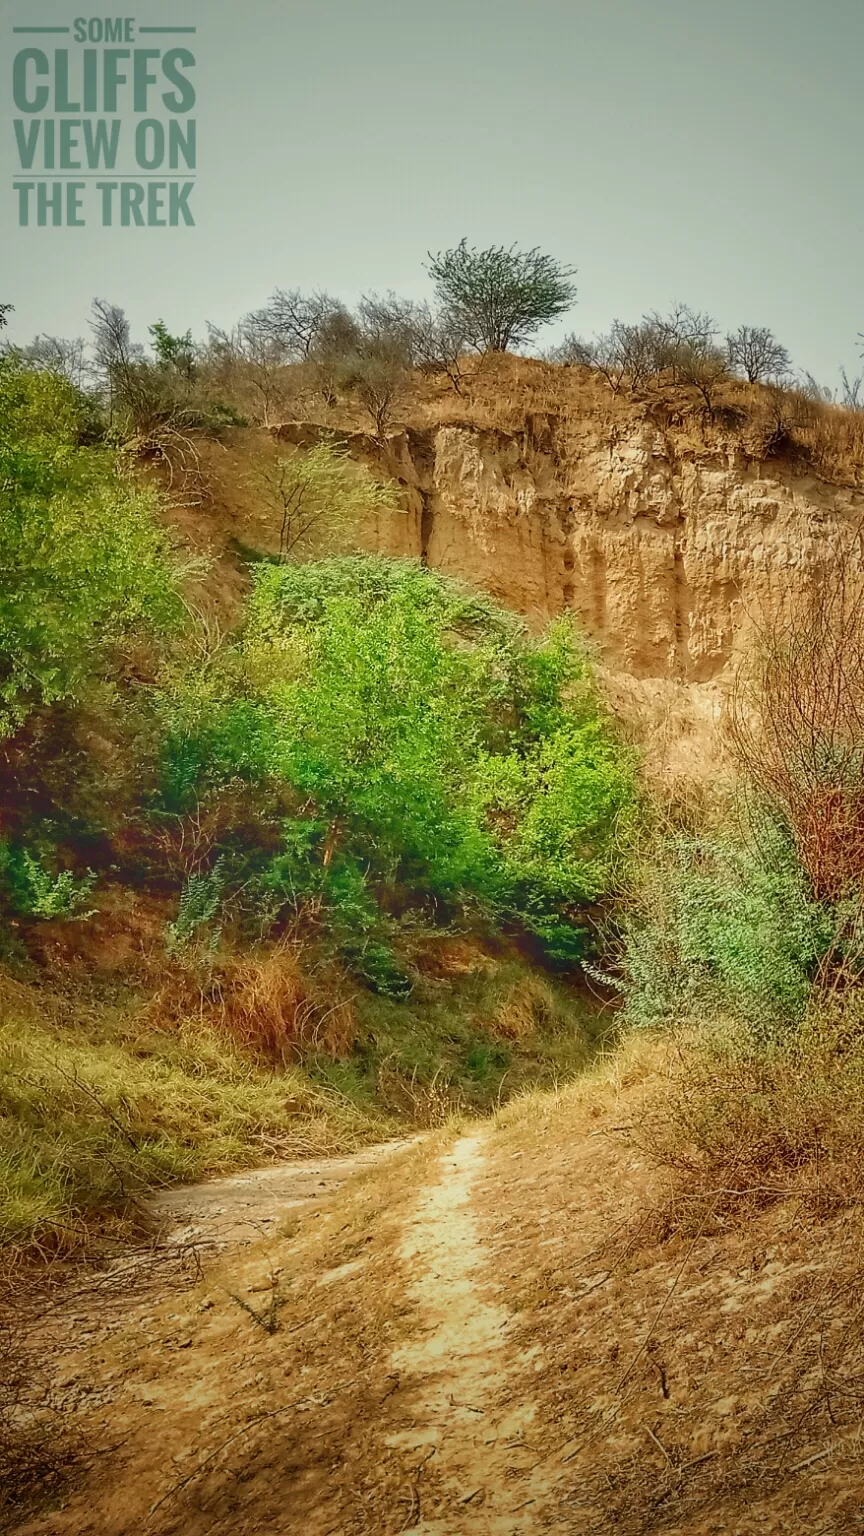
<box><xmin>270</xmin><ymin>409</ymin><xmax>859</xmax><ymax>774</ymax></box>
<box><xmin>187</xmin><ymin>363</ymin><xmax>862</xmax><ymax>777</ymax></box>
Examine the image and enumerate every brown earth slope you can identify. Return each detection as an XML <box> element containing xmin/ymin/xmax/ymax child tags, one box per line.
<box><xmin>12</xmin><ymin>1043</ymin><xmax>863</xmax><ymax>1536</ymax></box>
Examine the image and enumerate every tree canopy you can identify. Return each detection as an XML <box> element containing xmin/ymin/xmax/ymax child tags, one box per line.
<box><xmin>427</xmin><ymin>240</ymin><xmax>577</xmax><ymax>354</ymax></box>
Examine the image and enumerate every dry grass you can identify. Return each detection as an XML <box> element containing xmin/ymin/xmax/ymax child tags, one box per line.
<box><xmin>202</xmin><ymin>949</ymin><xmax>356</xmax><ymax>1058</ymax></box>
<box><xmin>6</xmin><ymin>1129</ymin><xmax>457</xmax><ymax>1536</ymax></box>
<box><xmin>414</xmin><ymin>354</ymin><xmax>864</xmax><ymax>491</ymax></box>
<box><xmin>149</xmin><ymin>943</ymin><xmax>357</xmax><ymax>1061</ymax></box>
<box><xmin>179</xmin><ymin>353</ymin><xmax>864</xmax><ymax>552</ymax></box>
<box><xmin>11</xmin><ymin>1026</ymin><xmax>864</xmax><ymax>1535</ymax></box>
<box><xmin>634</xmin><ymin>1006</ymin><xmax>864</xmax><ymax>1239</ymax></box>
<box><xmin>478</xmin><ymin>1034</ymin><xmax>864</xmax><ymax>1534</ymax></box>
<box><xmin>0</xmin><ymin>1318</ymin><xmax>73</xmax><ymax>1529</ymax></box>
<box><xmin>0</xmin><ymin>966</ymin><xmax>387</xmax><ymax>1257</ymax></box>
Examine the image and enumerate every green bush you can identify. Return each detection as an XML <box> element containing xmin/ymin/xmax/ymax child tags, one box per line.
<box><xmin>165</xmin><ymin>858</ymin><xmax>227</xmax><ymax>956</ymax></box>
<box><xmin>0</xmin><ymin>840</ymin><xmax>96</xmax><ymax>920</ymax></box>
<box><xmin>615</xmin><ymin>819</ymin><xmax>836</xmax><ymax>1034</ymax></box>
<box><xmin>157</xmin><ymin>556</ymin><xmax>635</xmax><ymax>972</ymax></box>
<box><xmin>0</xmin><ymin>356</ymin><xmax>182</xmax><ymax>735</ymax></box>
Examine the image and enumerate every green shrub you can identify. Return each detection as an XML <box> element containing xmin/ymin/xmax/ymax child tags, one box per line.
<box><xmin>0</xmin><ymin>356</ymin><xmax>182</xmax><ymax>734</ymax></box>
<box><xmin>0</xmin><ymin>840</ymin><xmax>96</xmax><ymax>920</ymax></box>
<box><xmin>165</xmin><ymin>858</ymin><xmax>227</xmax><ymax>956</ymax></box>
<box><xmin>615</xmin><ymin>819</ymin><xmax>835</xmax><ymax>1033</ymax></box>
<box><xmin>156</xmin><ymin>556</ymin><xmax>635</xmax><ymax>972</ymax></box>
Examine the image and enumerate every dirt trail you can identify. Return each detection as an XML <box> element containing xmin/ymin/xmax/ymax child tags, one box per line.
<box><xmin>388</xmin><ymin>1133</ymin><xmax>563</xmax><ymax>1533</ymax></box>
<box><xmin>148</xmin><ymin>1140</ymin><xmax>410</xmax><ymax>1249</ymax></box>
<box><xmin>12</xmin><ymin>1054</ymin><xmax>864</xmax><ymax>1535</ymax></box>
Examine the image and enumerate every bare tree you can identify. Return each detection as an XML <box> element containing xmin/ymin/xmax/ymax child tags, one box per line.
<box><xmin>726</xmin><ymin>324</ymin><xmax>792</xmax><ymax>384</ymax></box>
<box><xmin>205</xmin><ymin>321</ymin><xmax>290</xmax><ymax>427</ymax></box>
<box><xmin>800</xmin><ymin>371</ymin><xmax>834</xmax><ymax>404</ymax></box>
<box><xmin>594</xmin><ymin>320</ymin><xmax>666</xmax><ymax>392</ymax></box>
<box><xmin>642</xmin><ymin>304</ymin><xmax>718</xmax><ymax>378</ymax></box>
<box><xmin>336</xmin><ymin>340</ymin><xmax>409</xmax><ymax>438</ymax></box>
<box><xmin>309</xmin><ymin>303</ymin><xmax>410</xmax><ymax>436</ymax></box>
<box><xmin>560</xmin><ymin>305</ymin><xmax>723</xmax><ymax>397</ymax></box>
<box><xmin>18</xmin><ymin>334</ymin><xmax>92</xmax><ymax>390</ymax></box>
<box><xmin>550</xmin><ymin>334</ymin><xmax>597</xmax><ymax>368</ymax></box>
<box><xmin>302</xmin><ymin>308</ymin><xmax>362</xmax><ymax>406</ymax></box>
<box><xmin>90</xmin><ymin>298</ymin><xmax>144</xmax><ymax>421</ymax></box>
<box><xmin>90</xmin><ymin>299</ymin><xmax>204</xmax><ymax>488</ymax></box>
<box><xmin>730</xmin><ymin>533</ymin><xmax>864</xmax><ymax>902</ymax></box>
<box><xmin>359</xmin><ymin>292</ymin><xmax>467</xmax><ymax>393</ymax></box>
<box><xmin>625</xmin><ymin>304</ymin><xmax>728</xmax><ymax>410</ymax></box>
<box><xmin>673</xmin><ymin>339</ymin><xmax>730</xmax><ymax>414</ymax></box>
<box><xmin>247</xmin><ymin>289</ymin><xmax>348</xmax><ymax>360</ymax></box>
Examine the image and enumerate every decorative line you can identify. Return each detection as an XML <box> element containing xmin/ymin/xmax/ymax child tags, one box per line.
<box><xmin>138</xmin><ymin>26</ymin><xmax>197</xmax><ymax>33</ymax></box>
<box><xmin>12</xmin><ymin>25</ymin><xmax>71</xmax><ymax>31</ymax></box>
<box><xmin>11</xmin><ymin>175</ymin><xmax>198</xmax><ymax>179</ymax></box>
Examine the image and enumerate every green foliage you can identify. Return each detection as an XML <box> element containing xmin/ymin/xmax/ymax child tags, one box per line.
<box><xmin>158</xmin><ymin>556</ymin><xmax>635</xmax><ymax>973</ymax></box>
<box><xmin>615</xmin><ymin>819</ymin><xmax>836</xmax><ymax>1034</ymax></box>
<box><xmin>427</xmin><ymin>239</ymin><xmax>577</xmax><ymax>353</ymax></box>
<box><xmin>255</xmin><ymin>824</ymin><xmax>411</xmax><ymax>994</ymax></box>
<box><xmin>166</xmin><ymin>859</ymin><xmax>227</xmax><ymax>956</ymax></box>
<box><xmin>250</xmin><ymin>442</ymin><xmax>396</xmax><ymax>561</ymax></box>
<box><xmin>149</xmin><ymin>319</ymin><xmax>195</xmax><ymax>379</ymax></box>
<box><xmin>0</xmin><ymin>355</ymin><xmax>182</xmax><ymax>734</ymax></box>
<box><xmin>0</xmin><ymin>840</ymin><xmax>96</xmax><ymax>920</ymax></box>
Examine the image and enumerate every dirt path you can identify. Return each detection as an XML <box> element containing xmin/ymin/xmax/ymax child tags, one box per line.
<box><xmin>384</xmin><ymin>1133</ymin><xmax>565</xmax><ymax>1534</ymax></box>
<box><xmin>148</xmin><ymin>1140</ymin><xmax>410</xmax><ymax>1249</ymax></box>
<box><xmin>12</xmin><ymin>1057</ymin><xmax>864</xmax><ymax>1535</ymax></box>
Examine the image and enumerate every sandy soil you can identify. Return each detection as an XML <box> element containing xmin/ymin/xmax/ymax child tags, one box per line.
<box><xmin>148</xmin><ymin>1142</ymin><xmax>411</xmax><ymax>1249</ymax></box>
<box><xmin>385</xmin><ymin>1133</ymin><xmax>567</xmax><ymax>1534</ymax></box>
<box><xmin>8</xmin><ymin>1050</ymin><xmax>864</xmax><ymax>1535</ymax></box>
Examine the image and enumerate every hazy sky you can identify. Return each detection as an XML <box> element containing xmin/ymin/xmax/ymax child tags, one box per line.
<box><xmin>2</xmin><ymin>0</ymin><xmax>863</xmax><ymax>385</ymax></box>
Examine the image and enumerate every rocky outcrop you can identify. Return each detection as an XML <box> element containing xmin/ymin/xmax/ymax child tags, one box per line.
<box><xmin>332</xmin><ymin>417</ymin><xmax>856</xmax><ymax>683</ymax></box>
<box><xmin>270</xmin><ymin>415</ymin><xmax>862</xmax><ymax>774</ymax></box>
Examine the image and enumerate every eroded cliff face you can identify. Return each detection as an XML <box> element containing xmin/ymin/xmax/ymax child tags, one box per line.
<box><xmin>270</xmin><ymin>416</ymin><xmax>861</xmax><ymax>774</ymax></box>
<box><xmin>332</xmin><ymin>419</ymin><xmax>853</xmax><ymax>675</ymax></box>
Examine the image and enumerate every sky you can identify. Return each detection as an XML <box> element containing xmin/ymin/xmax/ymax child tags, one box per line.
<box><xmin>1</xmin><ymin>0</ymin><xmax>863</xmax><ymax>386</ymax></box>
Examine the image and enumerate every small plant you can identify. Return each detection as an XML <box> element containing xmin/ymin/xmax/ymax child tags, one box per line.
<box><xmin>166</xmin><ymin>858</ymin><xmax>227</xmax><ymax>956</ymax></box>
<box><xmin>0</xmin><ymin>842</ymin><xmax>96</xmax><ymax>920</ymax></box>
<box><xmin>228</xmin><ymin>1276</ymin><xmax>288</xmax><ymax>1335</ymax></box>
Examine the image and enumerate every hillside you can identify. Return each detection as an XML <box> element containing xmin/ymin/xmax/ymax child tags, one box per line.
<box><xmin>5</xmin><ymin>333</ymin><xmax>864</xmax><ymax>1536</ymax></box>
<box><xmin>180</xmin><ymin>354</ymin><xmax>864</xmax><ymax>779</ymax></box>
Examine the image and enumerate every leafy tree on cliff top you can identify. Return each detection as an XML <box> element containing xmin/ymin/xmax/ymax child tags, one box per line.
<box><xmin>427</xmin><ymin>240</ymin><xmax>577</xmax><ymax>354</ymax></box>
